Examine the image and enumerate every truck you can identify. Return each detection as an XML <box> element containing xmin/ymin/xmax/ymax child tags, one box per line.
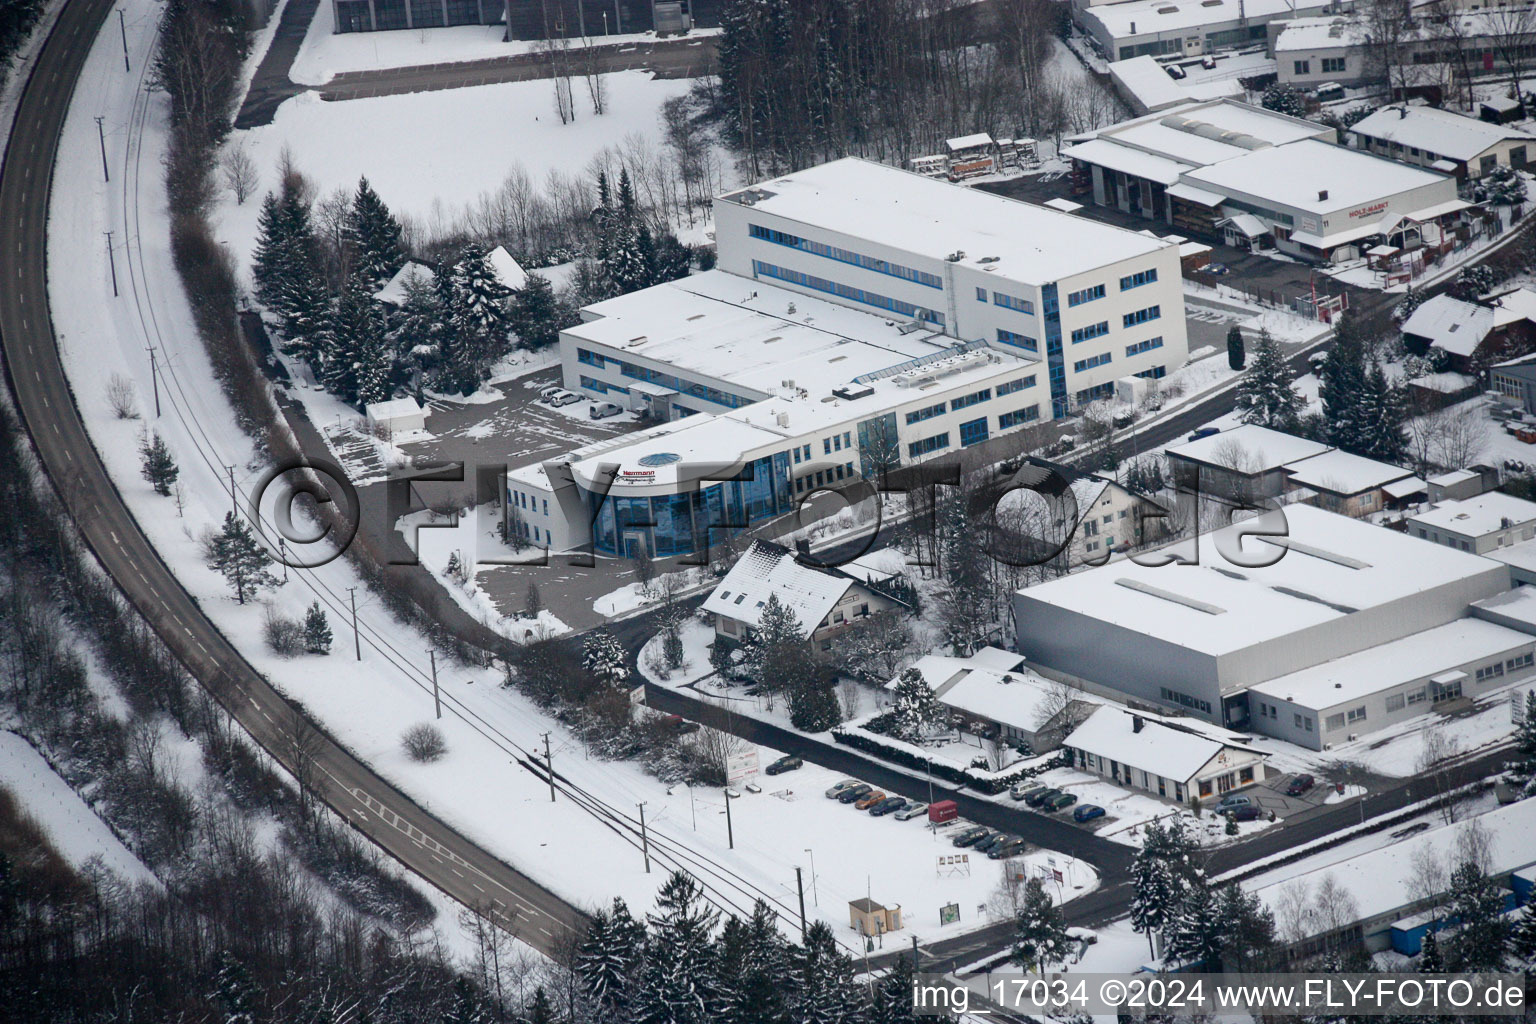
<box><xmin>928</xmin><ymin>799</ymin><xmax>959</xmax><ymax>824</ymax></box>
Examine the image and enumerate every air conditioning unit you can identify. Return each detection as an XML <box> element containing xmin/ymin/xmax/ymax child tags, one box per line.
<box><xmin>1348</xmin><ymin>733</ymin><xmax>1358</xmax><ymax>742</ymax></box>
<box><xmin>1323</xmin><ymin>743</ymin><xmax>1333</xmax><ymax>751</ymax></box>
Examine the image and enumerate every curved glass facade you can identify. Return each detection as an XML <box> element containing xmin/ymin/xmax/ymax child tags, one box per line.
<box><xmin>586</xmin><ymin>454</ymin><xmax>795</xmax><ymax>557</ymax></box>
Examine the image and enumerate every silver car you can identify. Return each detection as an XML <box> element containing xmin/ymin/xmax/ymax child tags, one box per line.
<box><xmin>893</xmin><ymin>802</ymin><xmax>929</xmax><ymax>821</ymax></box>
<box><xmin>546</xmin><ymin>390</ymin><xmax>583</xmax><ymax>407</ymax></box>
<box><xmin>589</xmin><ymin>402</ymin><xmax>623</xmax><ymax>419</ymax></box>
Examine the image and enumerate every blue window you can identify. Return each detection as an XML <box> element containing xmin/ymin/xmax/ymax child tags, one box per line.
<box><xmin>1073</xmin><ymin>353</ymin><xmax>1112</xmax><ymax>372</ymax></box>
<box><xmin>579</xmin><ymin>375</ymin><xmax>608</xmax><ymax>393</ymax></box>
<box><xmin>823</xmin><ymin>438</ymin><xmax>832</xmax><ymax>455</ymax></box>
<box><xmin>996</xmin><ymin>328</ymin><xmax>1038</xmax><ymax>352</ymax></box>
<box><xmin>1125</xmin><ymin>336</ymin><xmax>1164</xmax><ymax>357</ymax></box>
<box><xmin>976</xmin><ymin>286</ymin><xmax>988</xmax><ymax>301</ymax></box>
<box><xmin>905</xmin><ymin>402</ymin><xmax>945</xmax><ymax>425</ymax></box>
<box><xmin>999</xmin><ymin>405</ymin><xmax>1040</xmax><ymax>428</ymax></box>
<box><xmin>1135</xmin><ymin>365</ymin><xmax>1168</xmax><ymax>379</ymax></box>
<box><xmin>749</xmin><ymin>224</ymin><xmax>942</xmax><ymax>288</ymax></box>
<box><xmin>1123</xmin><ymin>305</ymin><xmax>1161</xmax><ymax>328</ymax></box>
<box><xmin>1070</xmin><ymin>321</ymin><xmax>1109</xmax><ymax>344</ymax></box>
<box><xmin>951</xmin><ymin>388</ymin><xmax>991</xmax><ymax>412</ymax></box>
<box><xmin>907</xmin><ymin>433</ymin><xmax>950</xmax><ymax>458</ymax></box>
<box><xmin>959</xmin><ymin>417</ymin><xmax>989</xmax><ymax>447</ymax></box>
<box><xmin>1075</xmin><ymin>382</ymin><xmax>1116</xmax><ymax>405</ymax></box>
<box><xmin>1067</xmin><ymin>284</ymin><xmax>1106</xmax><ymax>307</ymax></box>
<box><xmin>997</xmin><ymin>375</ymin><xmax>1036</xmax><ymax>396</ymax></box>
<box><xmin>793</xmin><ymin>448</ymin><xmax>801</xmax><ymax>464</ymax></box>
<box><xmin>752</xmin><ymin>260</ymin><xmax>945</xmax><ymax>325</ymax></box>
<box><xmin>577</xmin><ymin>348</ymin><xmax>604</xmax><ymax>367</ymax></box>
<box><xmin>1120</xmin><ymin>268</ymin><xmax>1158</xmax><ymax>290</ymax></box>
<box><xmin>992</xmin><ymin>292</ymin><xmax>1034</xmax><ymax>314</ymax></box>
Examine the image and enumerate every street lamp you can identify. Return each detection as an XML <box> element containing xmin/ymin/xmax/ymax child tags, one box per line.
<box><xmin>804</xmin><ymin>848</ymin><xmax>819</xmax><ymax>906</ymax></box>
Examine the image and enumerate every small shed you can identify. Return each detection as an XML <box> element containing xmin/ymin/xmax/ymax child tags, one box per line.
<box><xmin>849</xmin><ymin>898</ymin><xmax>903</xmax><ymax>937</ymax></box>
<box><xmin>1481</xmin><ymin>95</ymin><xmax>1524</xmax><ymax>124</ymax></box>
<box><xmin>366</xmin><ymin>397</ymin><xmax>429</xmax><ymax>435</ymax></box>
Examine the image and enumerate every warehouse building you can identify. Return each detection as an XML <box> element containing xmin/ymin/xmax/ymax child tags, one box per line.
<box><xmin>1078</xmin><ymin>0</ymin><xmax>1346</xmax><ymax>62</ymax></box>
<box><xmin>1350</xmin><ymin>105</ymin><xmax>1536</xmax><ymax>180</ymax></box>
<box><xmin>1012</xmin><ymin>505</ymin><xmax>1512</xmax><ymax>729</ymax></box>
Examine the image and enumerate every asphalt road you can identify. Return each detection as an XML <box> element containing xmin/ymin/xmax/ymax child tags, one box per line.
<box><xmin>0</xmin><ymin>0</ymin><xmax>586</xmax><ymax>955</ymax></box>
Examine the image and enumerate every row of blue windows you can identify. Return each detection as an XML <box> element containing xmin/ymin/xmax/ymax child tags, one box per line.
<box><xmin>997</xmin><ymin>374</ymin><xmax>1036</xmax><ymax>396</ymax></box>
<box><xmin>1067</xmin><ymin>283</ymin><xmax>1105</xmax><ymax>307</ymax></box>
<box><xmin>824</xmin><ymin>431</ymin><xmax>852</xmax><ymax>455</ymax></box>
<box><xmin>512</xmin><ymin>490</ymin><xmax>549</xmax><ymax>516</ymax></box>
<box><xmin>1070</xmin><ymin>321</ymin><xmax>1109</xmax><ymax>344</ymax></box>
<box><xmin>999</xmin><ymin>405</ymin><xmax>1041</xmax><ymax>428</ymax></box>
<box><xmin>1135</xmin><ymin>365</ymin><xmax>1168</xmax><ymax>379</ymax></box>
<box><xmin>908</xmin><ymin>433</ymin><xmax>949</xmax><ymax>458</ymax></box>
<box><xmin>749</xmin><ymin>224</ymin><xmax>943</xmax><ymax>288</ymax></box>
<box><xmin>992</xmin><ymin>291</ymin><xmax>1035</xmax><ymax>315</ymax></box>
<box><xmin>996</xmin><ymin>328</ymin><xmax>1038</xmax><ymax>352</ymax></box>
<box><xmin>1124</xmin><ymin>305</ymin><xmax>1161</xmax><ymax>328</ymax></box>
<box><xmin>577</xmin><ymin>349</ymin><xmax>749</xmax><ymax>409</ymax></box>
<box><xmin>577</xmin><ymin>348</ymin><xmax>604</xmax><ymax>367</ymax></box>
<box><xmin>515</xmin><ymin>520</ymin><xmax>550</xmax><ymax>545</ymax></box>
<box><xmin>959</xmin><ymin>417</ymin><xmax>989</xmax><ymax>448</ymax></box>
<box><xmin>951</xmin><ymin>388</ymin><xmax>991</xmax><ymax>412</ymax></box>
<box><xmin>1120</xmin><ymin>268</ymin><xmax>1158</xmax><ymax>290</ymax></box>
<box><xmin>1125</xmin><ymin>336</ymin><xmax>1164</xmax><ymax>357</ymax></box>
<box><xmin>1074</xmin><ymin>352</ymin><xmax>1112</xmax><ymax>372</ymax></box>
<box><xmin>578</xmin><ymin>375</ymin><xmax>630</xmax><ymax>395</ymax></box>
<box><xmin>1076</xmin><ymin>381</ymin><xmax>1116</xmax><ymax>405</ymax></box>
<box><xmin>906</xmin><ymin>402</ymin><xmax>945</xmax><ymax>425</ymax></box>
<box><xmin>590</xmin><ymin>452</ymin><xmax>794</xmax><ymax>558</ymax></box>
<box><xmin>796</xmin><ymin>462</ymin><xmax>857</xmax><ymax>493</ymax></box>
<box><xmin>792</xmin><ymin>443</ymin><xmax>812</xmax><ymax>463</ymax></box>
<box><xmin>752</xmin><ymin>260</ymin><xmax>945</xmax><ymax>325</ymax></box>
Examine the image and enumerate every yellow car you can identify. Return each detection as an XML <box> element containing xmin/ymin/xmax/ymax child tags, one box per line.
<box><xmin>854</xmin><ymin>789</ymin><xmax>887</xmax><ymax>810</ymax></box>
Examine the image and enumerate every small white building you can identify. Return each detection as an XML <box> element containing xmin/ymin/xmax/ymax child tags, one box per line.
<box><xmin>373</xmin><ymin>259</ymin><xmax>435</xmax><ymax>309</ymax></box>
<box><xmin>1406</xmin><ymin>491</ymin><xmax>1536</xmax><ymax>555</ymax></box>
<box><xmin>487</xmin><ymin>244</ymin><xmax>528</xmax><ymax>292</ymax></box>
<box><xmin>364</xmin><ymin>397</ymin><xmax>429</xmax><ymax>435</ymax></box>
<box><xmin>1350</xmin><ymin>105</ymin><xmax>1536</xmax><ymax>180</ymax></box>
<box><xmin>1062</xmin><ymin>705</ymin><xmax>1268</xmax><ymax>805</ymax></box>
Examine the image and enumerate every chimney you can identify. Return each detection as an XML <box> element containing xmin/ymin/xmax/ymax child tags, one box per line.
<box><xmin>1130</xmin><ymin>20</ymin><xmax>1136</xmax><ymax>31</ymax></box>
<box><xmin>1318</xmin><ymin>189</ymin><xmax>1329</xmax><ymax>201</ymax></box>
<box><xmin>1132</xmin><ymin>715</ymin><xmax>1144</xmax><ymax>733</ymax></box>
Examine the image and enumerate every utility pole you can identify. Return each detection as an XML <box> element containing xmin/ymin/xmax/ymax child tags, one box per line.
<box><xmin>104</xmin><ymin>231</ymin><xmax>118</xmax><ymax>297</ymax></box>
<box><xmin>225</xmin><ymin>465</ymin><xmax>237</xmax><ymax>518</ymax></box>
<box><xmin>95</xmin><ymin>116</ymin><xmax>109</xmax><ymax>181</ymax></box>
<box><xmin>795</xmin><ymin>867</ymin><xmax>807</xmax><ymax>939</ymax></box>
<box><xmin>278</xmin><ymin>536</ymin><xmax>288</xmax><ymax>582</ymax></box>
<box><xmin>724</xmin><ymin>790</ymin><xmax>736</xmax><ymax>850</ymax></box>
<box><xmin>146</xmin><ymin>346</ymin><xmax>160</xmax><ymax>417</ymax></box>
<box><xmin>118</xmin><ymin>9</ymin><xmax>130</xmax><ymax>72</ymax></box>
<box><xmin>542</xmin><ymin>732</ymin><xmax>556</xmax><ymax>802</ymax></box>
<box><xmin>429</xmin><ymin>649</ymin><xmax>440</xmax><ymax>720</ymax></box>
<box><xmin>637</xmin><ymin>802</ymin><xmax>650</xmax><ymax>873</ymax></box>
<box><xmin>912</xmin><ymin>934</ymin><xmax>920</xmax><ymax>972</ymax></box>
<box><xmin>804</xmin><ymin>847</ymin><xmax>819</xmax><ymax>906</ymax></box>
<box><xmin>348</xmin><ymin>587</ymin><xmax>360</xmax><ymax>660</ymax></box>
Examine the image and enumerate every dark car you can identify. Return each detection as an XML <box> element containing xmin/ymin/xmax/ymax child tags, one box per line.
<box><xmin>1226</xmin><ymin>804</ymin><xmax>1262</xmax><ymax>822</ymax></box>
<box><xmin>765</xmin><ymin>756</ymin><xmax>803</xmax><ymax>776</ymax></box>
<box><xmin>1043</xmin><ymin>792</ymin><xmax>1078</xmax><ymax>812</ymax></box>
<box><xmin>1025</xmin><ymin>787</ymin><xmax>1062</xmax><ymax>808</ymax></box>
<box><xmin>951</xmin><ymin>827</ymin><xmax>992</xmax><ymax>848</ymax></box>
<box><xmin>972</xmin><ymin>832</ymin><xmax>1010</xmax><ymax>854</ymax></box>
<box><xmin>988</xmin><ymin>838</ymin><xmax>1029</xmax><ymax>860</ymax></box>
<box><xmin>869</xmin><ymin>796</ymin><xmax>908</xmax><ymax>817</ymax></box>
<box><xmin>1187</xmin><ymin>426</ymin><xmax>1220</xmax><ymax>442</ymax></box>
<box><xmin>837</xmin><ymin>784</ymin><xmax>873</xmax><ymax>804</ymax></box>
<box><xmin>1285</xmin><ymin>774</ymin><xmax>1315</xmax><ymax>797</ymax></box>
<box><xmin>1073</xmin><ymin>804</ymin><xmax>1106</xmax><ymax>823</ymax></box>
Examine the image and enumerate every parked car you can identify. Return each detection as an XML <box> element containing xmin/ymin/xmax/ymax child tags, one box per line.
<box><xmin>894</xmin><ymin>802</ymin><xmax>929</xmax><ymax>821</ymax></box>
<box><xmin>766</xmin><ymin>756</ymin><xmax>803</xmax><ymax>776</ymax></box>
<box><xmin>971</xmin><ymin>832</ymin><xmax>1008</xmax><ymax>854</ymax></box>
<box><xmin>950</xmin><ymin>826</ymin><xmax>990</xmax><ymax>848</ymax></box>
<box><xmin>1025</xmin><ymin>788</ymin><xmax>1061</xmax><ymax>808</ymax></box>
<box><xmin>1285</xmin><ymin>774</ymin><xmax>1315</xmax><ymax>797</ymax></box>
<box><xmin>1391</xmin><ymin>822</ymin><xmax>1432</xmax><ymax>840</ymax></box>
<box><xmin>1043</xmin><ymin>792</ymin><xmax>1078</xmax><ymax>812</ymax></box>
<box><xmin>588</xmin><ymin>402</ymin><xmax>623</xmax><ymax>419</ymax></box>
<box><xmin>1226</xmin><ymin>804</ymin><xmax>1262</xmax><ymax>822</ymax></box>
<box><xmin>546</xmin><ymin>390</ymin><xmax>582</xmax><ymax>407</ymax></box>
<box><xmin>989</xmin><ymin>838</ymin><xmax>1029</xmax><ymax>860</ymax></box>
<box><xmin>869</xmin><ymin>796</ymin><xmax>907</xmax><ymax>817</ymax></box>
<box><xmin>1187</xmin><ymin>426</ymin><xmax>1220</xmax><ymax>442</ymax></box>
<box><xmin>538</xmin><ymin>384</ymin><xmax>565</xmax><ymax>399</ymax></box>
<box><xmin>1201</xmin><ymin>54</ymin><xmax>1216</xmax><ymax>69</ymax></box>
<box><xmin>661</xmin><ymin>714</ymin><xmax>699</xmax><ymax>735</ymax></box>
<box><xmin>1216</xmin><ymin>793</ymin><xmax>1252</xmax><ymax>811</ymax></box>
<box><xmin>854</xmin><ymin>789</ymin><xmax>888</xmax><ymax>810</ymax></box>
<box><xmin>1165</xmin><ymin>63</ymin><xmax>1186</xmax><ymax>80</ymax></box>
<box><xmin>837</xmin><ymin>784</ymin><xmax>874</xmax><ymax>804</ymax></box>
<box><xmin>825</xmin><ymin>779</ymin><xmax>863</xmax><ymax>799</ymax></box>
<box><xmin>1010</xmin><ymin>783</ymin><xmax>1048</xmax><ymax>802</ymax></box>
<box><xmin>1073</xmin><ymin>804</ymin><xmax>1106</xmax><ymax>823</ymax></box>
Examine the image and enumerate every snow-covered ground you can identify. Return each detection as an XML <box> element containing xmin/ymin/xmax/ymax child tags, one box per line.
<box><xmin>0</xmin><ymin>732</ymin><xmax>157</xmax><ymax>885</ymax></box>
<box><xmin>290</xmin><ymin>0</ymin><xmax>719</xmax><ymax>86</ymax></box>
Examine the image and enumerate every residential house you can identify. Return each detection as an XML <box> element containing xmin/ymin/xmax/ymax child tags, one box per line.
<box><xmin>1401</xmin><ymin>287</ymin><xmax>1536</xmax><ymax>373</ymax></box>
<box><xmin>1061</xmin><ymin>705</ymin><xmax>1268</xmax><ymax>805</ymax></box>
<box><xmin>1011</xmin><ymin>457</ymin><xmax>1168</xmax><ymax>565</ymax></box>
<box><xmin>1350</xmin><ymin>105</ymin><xmax>1536</xmax><ymax>180</ymax></box>
<box><xmin>1404</xmin><ymin>490</ymin><xmax>1536</xmax><ymax>554</ymax></box>
<box><xmin>1281</xmin><ymin>448</ymin><xmax>1419</xmax><ymax>518</ymax></box>
<box><xmin>1164</xmin><ymin>423</ymin><xmax>1331</xmax><ymax>502</ymax></box>
<box><xmin>1427</xmin><ymin>465</ymin><xmax>1499</xmax><ymax>501</ymax></box>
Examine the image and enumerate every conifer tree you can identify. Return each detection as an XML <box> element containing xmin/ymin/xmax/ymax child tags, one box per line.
<box><xmin>438</xmin><ymin>244</ymin><xmax>512</xmax><ymax>393</ymax></box>
<box><xmin>1359</xmin><ymin>359</ymin><xmax>1408</xmax><ymax>463</ymax></box>
<box><xmin>716</xmin><ymin>901</ymin><xmax>790</xmax><ymax>1024</ymax></box>
<box><xmin>1446</xmin><ymin>860</ymin><xmax>1509</xmax><ymax>971</ymax></box>
<box><xmin>652</xmin><ymin>231</ymin><xmax>693</xmax><ymax>284</ymax></box>
<box><xmin>1167</xmin><ymin>878</ymin><xmax>1222</xmax><ymax>968</ymax></box>
<box><xmin>1012</xmin><ymin>877</ymin><xmax>1069</xmax><ymax>973</ymax></box>
<box><xmin>302</xmin><ymin>601</ymin><xmax>332</xmax><ymax>654</ymax></box>
<box><xmin>787</xmin><ymin>921</ymin><xmax>865</xmax><ymax>1024</ymax></box>
<box><xmin>206</xmin><ymin>512</ymin><xmax>281</xmax><ymax>604</ymax></box>
<box><xmin>1319</xmin><ymin>315</ymin><xmax>1371</xmax><ymax>453</ymax></box>
<box><xmin>870</xmin><ymin>954</ymin><xmax>920</xmax><ymax>1024</ymax></box>
<box><xmin>938</xmin><ymin>491</ymin><xmax>990</xmax><ymax>655</ymax></box>
<box><xmin>252</xmin><ymin>179</ymin><xmax>328</xmax><ymax>361</ymax></box>
<box><xmin>346</xmin><ymin>176</ymin><xmax>405</xmax><ymax>286</ymax></box>
<box><xmin>889</xmin><ymin>666</ymin><xmax>944</xmax><ymax>741</ymax></box>
<box><xmin>1235</xmin><ymin>329</ymin><xmax>1303</xmax><ymax>428</ymax></box>
<box><xmin>789</xmin><ymin>672</ymin><xmax>842</xmax><ymax>732</ymax></box>
<box><xmin>637</xmin><ymin>872</ymin><xmax>719</xmax><ymax>1024</ymax></box>
<box><xmin>1215</xmin><ymin>883</ymin><xmax>1278</xmax><ymax>972</ymax></box>
<box><xmin>582</xmin><ymin>629</ymin><xmax>629</xmax><ymax>686</ymax></box>
<box><xmin>210</xmin><ymin>949</ymin><xmax>260</xmax><ymax>1024</ymax></box>
<box><xmin>509</xmin><ymin>273</ymin><xmax>561</xmax><ymax>350</ymax></box>
<box><xmin>319</xmin><ymin>270</ymin><xmax>392</xmax><ymax>406</ymax></box>
<box><xmin>1507</xmin><ymin>903</ymin><xmax>1536</xmax><ymax>968</ymax></box>
<box><xmin>139</xmin><ymin>432</ymin><xmax>179</xmax><ymax>496</ymax></box>
<box><xmin>1419</xmin><ymin>929</ymin><xmax>1446</xmax><ymax>972</ymax></box>
<box><xmin>525</xmin><ymin>987</ymin><xmax>554</xmax><ymax>1024</ymax></box>
<box><xmin>1227</xmin><ymin>324</ymin><xmax>1246</xmax><ymax>370</ymax></box>
<box><xmin>1506</xmin><ymin>691</ymin><xmax>1536</xmax><ymax>797</ymax></box>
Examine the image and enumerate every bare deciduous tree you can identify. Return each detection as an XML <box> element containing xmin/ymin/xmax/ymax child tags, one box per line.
<box><xmin>220</xmin><ymin>140</ymin><xmax>257</xmax><ymax>204</ymax></box>
<box><xmin>107</xmin><ymin>373</ymin><xmax>139</xmax><ymax>419</ymax></box>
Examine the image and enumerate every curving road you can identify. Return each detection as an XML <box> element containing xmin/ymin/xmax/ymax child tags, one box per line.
<box><xmin>0</xmin><ymin>0</ymin><xmax>586</xmax><ymax>954</ymax></box>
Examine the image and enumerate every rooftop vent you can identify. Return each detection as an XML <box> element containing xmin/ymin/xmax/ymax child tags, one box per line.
<box><xmin>626</xmin><ymin>335</ymin><xmax>648</xmax><ymax>347</ymax></box>
<box><xmin>1319</xmin><ymin>189</ymin><xmax>1329</xmax><ymax>201</ymax></box>
<box><xmin>1132</xmin><ymin>715</ymin><xmax>1145</xmax><ymax>733</ymax></box>
<box><xmin>1157</xmin><ymin>6</ymin><xmax>1177</xmax><ymax>13</ymax></box>
<box><xmin>947</xmin><ymin>251</ymin><xmax>966</xmax><ymax>262</ymax></box>
<box><xmin>833</xmin><ymin>384</ymin><xmax>876</xmax><ymax>401</ymax></box>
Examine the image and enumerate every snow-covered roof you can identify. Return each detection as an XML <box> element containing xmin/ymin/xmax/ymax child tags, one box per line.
<box><xmin>1487</xmin><ymin>286</ymin><xmax>1536</xmax><ymax>328</ymax></box>
<box><xmin>702</xmin><ymin>541</ymin><xmax>855</xmax><ymax>637</ymax></box>
<box><xmin>1063</xmin><ymin>706</ymin><xmax>1265</xmax><ymax>784</ymax></box>
<box><xmin>1248</xmin><ymin>801</ymin><xmax>1536</xmax><ymax>933</ymax></box>
<box><xmin>945</xmin><ymin>132</ymin><xmax>994</xmax><ymax>152</ymax></box>
<box><xmin>1108</xmin><ymin>55</ymin><xmax>1198</xmax><ymax>114</ymax></box>
<box><xmin>899</xmin><ymin>649</ymin><xmax>1108</xmax><ymax>733</ymax></box>
<box><xmin>719</xmin><ymin>158</ymin><xmax>1172</xmax><ymax>286</ymax></box>
<box><xmin>487</xmin><ymin>245</ymin><xmax>528</xmax><ymax>292</ymax></box>
<box><xmin>1283</xmin><ymin>449</ymin><xmax>1414</xmax><ymax>495</ymax></box>
<box><xmin>1015</xmin><ymin>505</ymin><xmax>1510</xmax><ymax>657</ymax></box>
<box><xmin>1061</xmin><ymin>138</ymin><xmax>1193</xmax><ymax>185</ymax></box>
<box><xmin>1182</xmin><ymin>138</ymin><xmax>1451</xmax><ymax>218</ymax></box>
<box><xmin>1470</xmin><ymin>585</ymin><xmax>1536</xmax><ymax>629</ymax></box>
<box><xmin>1429</xmin><ymin>468</ymin><xmax>1479</xmax><ymax>487</ymax></box>
<box><xmin>1382</xmin><ymin>475</ymin><xmax>1428</xmax><ymax>499</ymax></box>
<box><xmin>1248</xmin><ymin>617</ymin><xmax>1535</xmax><ymax>711</ymax></box>
<box><xmin>1400</xmin><ymin>294</ymin><xmax>1493</xmax><ymax>354</ymax></box>
<box><xmin>1167</xmin><ymin>182</ymin><xmax>1226</xmax><ymax>206</ymax></box>
<box><xmin>1408</xmin><ymin>491</ymin><xmax>1536</xmax><ymax>536</ymax></box>
<box><xmin>1222</xmin><ymin>213</ymin><xmax>1269</xmax><ymax>238</ymax></box>
<box><xmin>1350</xmin><ymin>105</ymin><xmax>1535</xmax><ymax>163</ymax></box>
<box><xmin>1042</xmin><ymin>197</ymin><xmax>1083</xmax><ymax>213</ymax></box>
<box><xmin>1409</xmin><ymin>370</ymin><xmax>1477</xmax><ymax>393</ymax></box>
<box><xmin>365</xmin><ymin>396</ymin><xmax>427</xmax><ymax>421</ymax></box>
<box><xmin>374</xmin><ymin>259</ymin><xmax>434</xmax><ymax>306</ymax></box>
<box><xmin>1083</xmin><ymin>0</ymin><xmax>1338</xmax><ymax>40</ymax></box>
<box><xmin>1272</xmin><ymin>15</ymin><xmax>1367</xmax><ymax>52</ymax></box>
<box><xmin>1165</xmin><ymin>423</ymin><xmax>1331</xmax><ymax>472</ymax></box>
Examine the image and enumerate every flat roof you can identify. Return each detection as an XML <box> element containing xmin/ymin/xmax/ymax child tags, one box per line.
<box><xmin>720</xmin><ymin>157</ymin><xmax>1172</xmax><ymax>285</ymax></box>
<box><xmin>891</xmin><ymin>650</ymin><xmax>1112</xmax><ymax>733</ymax></box>
<box><xmin>1108</xmin><ymin>55</ymin><xmax>1193</xmax><ymax>113</ymax></box>
<box><xmin>1165</xmin><ymin>423</ymin><xmax>1331</xmax><ymax>471</ymax></box>
<box><xmin>1084</xmin><ymin>0</ymin><xmax>1338</xmax><ymax>39</ymax></box>
<box><xmin>1061</xmin><ymin>137</ymin><xmax>1192</xmax><ymax>186</ymax></box>
<box><xmin>1272</xmin><ymin>15</ymin><xmax>1367</xmax><ymax>51</ymax></box>
<box><xmin>1015</xmin><ymin>505</ymin><xmax>1508</xmax><ymax>657</ymax></box>
<box><xmin>1351</xmin><ymin>105</ymin><xmax>1536</xmax><ymax>163</ymax></box>
<box><xmin>1408</xmin><ymin>492</ymin><xmax>1536</xmax><ymax>536</ymax></box>
<box><xmin>1248</xmin><ymin>617</ymin><xmax>1535</xmax><ymax>710</ymax></box>
<box><xmin>1471</xmin><ymin>585</ymin><xmax>1536</xmax><ymax>626</ymax></box>
<box><xmin>1283</xmin><ymin>449</ymin><xmax>1415</xmax><ymax>495</ymax></box>
<box><xmin>1182</xmin><ymin>138</ymin><xmax>1450</xmax><ymax>216</ymax></box>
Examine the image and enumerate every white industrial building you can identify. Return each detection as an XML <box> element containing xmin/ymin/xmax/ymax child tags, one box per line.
<box><xmin>1012</xmin><ymin>505</ymin><xmax>1515</xmax><ymax>734</ymax></box>
<box><xmin>1062</xmin><ymin>705</ymin><xmax>1269</xmax><ymax>804</ymax></box>
<box><xmin>1078</xmin><ymin>0</ymin><xmax>1346</xmax><ymax>62</ymax></box>
<box><xmin>1064</xmin><ymin>99</ymin><xmax>1468</xmax><ymax>262</ymax></box>
<box><xmin>506</xmin><ymin>158</ymin><xmax>1189</xmax><ymax>559</ymax></box>
<box><xmin>1405</xmin><ymin>491</ymin><xmax>1536</xmax><ymax>554</ymax></box>
<box><xmin>1350</xmin><ymin>105</ymin><xmax>1536</xmax><ymax>179</ymax></box>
